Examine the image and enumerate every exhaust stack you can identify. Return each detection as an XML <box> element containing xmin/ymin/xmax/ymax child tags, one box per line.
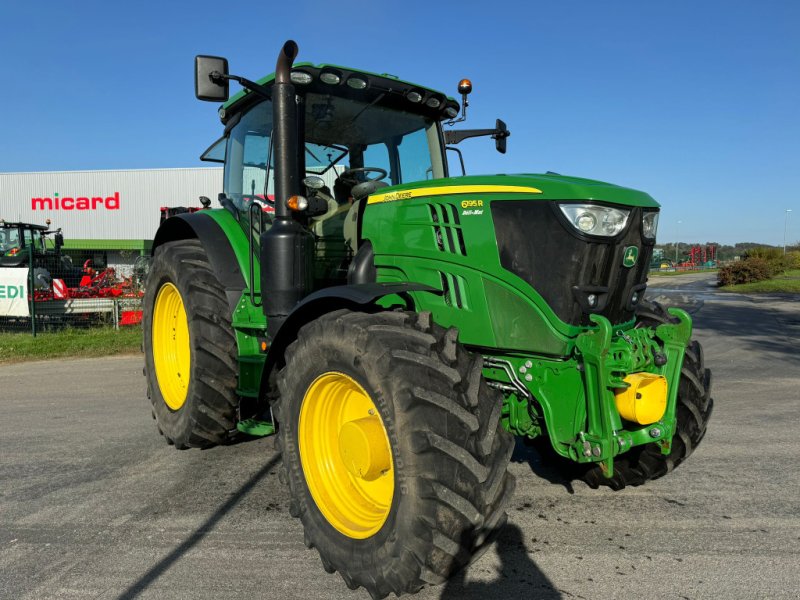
<box><xmin>272</xmin><ymin>40</ymin><xmax>299</xmax><ymax>219</ymax></box>
<box><xmin>261</xmin><ymin>40</ymin><xmax>314</xmax><ymax>339</ymax></box>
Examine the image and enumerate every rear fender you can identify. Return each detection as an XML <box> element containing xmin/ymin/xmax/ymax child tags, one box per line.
<box><xmin>152</xmin><ymin>211</ymin><xmax>247</xmax><ymax>313</ymax></box>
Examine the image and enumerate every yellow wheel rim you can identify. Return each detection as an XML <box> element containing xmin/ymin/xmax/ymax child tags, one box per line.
<box><xmin>152</xmin><ymin>282</ymin><xmax>191</xmax><ymax>411</ymax></box>
<box><xmin>299</xmin><ymin>372</ymin><xmax>394</xmax><ymax>539</ymax></box>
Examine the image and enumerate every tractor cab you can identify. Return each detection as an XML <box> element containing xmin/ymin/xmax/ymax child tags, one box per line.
<box><xmin>0</xmin><ymin>221</ymin><xmax>52</xmax><ymax>265</ymax></box>
<box><xmin>200</xmin><ymin>63</ymin><xmax>456</xmax><ymax>289</ymax></box>
<box><xmin>192</xmin><ymin>45</ymin><xmax>511</xmax><ymax>338</ymax></box>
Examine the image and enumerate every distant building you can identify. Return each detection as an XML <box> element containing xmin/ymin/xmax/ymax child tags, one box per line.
<box><xmin>1</xmin><ymin>168</ymin><xmax>222</xmax><ymax>273</ymax></box>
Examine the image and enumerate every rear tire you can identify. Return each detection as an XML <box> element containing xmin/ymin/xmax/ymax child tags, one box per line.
<box><xmin>143</xmin><ymin>240</ymin><xmax>239</xmax><ymax>449</ymax></box>
<box><xmin>274</xmin><ymin>310</ymin><xmax>515</xmax><ymax>598</ymax></box>
<box><xmin>581</xmin><ymin>300</ymin><xmax>714</xmax><ymax>489</ymax></box>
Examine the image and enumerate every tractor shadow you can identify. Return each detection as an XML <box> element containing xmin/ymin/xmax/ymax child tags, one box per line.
<box><xmin>439</xmin><ymin>523</ymin><xmax>561</xmax><ymax>599</ymax></box>
<box><xmin>115</xmin><ymin>454</ymin><xmax>281</xmax><ymax>600</ymax></box>
<box><xmin>511</xmin><ymin>439</ymin><xmax>583</xmax><ymax>494</ymax></box>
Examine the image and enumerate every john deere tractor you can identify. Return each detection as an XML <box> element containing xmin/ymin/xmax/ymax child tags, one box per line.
<box><xmin>144</xmin><ymin>41</ymin><xmax>712</xmax><ymax>598</ymax></box>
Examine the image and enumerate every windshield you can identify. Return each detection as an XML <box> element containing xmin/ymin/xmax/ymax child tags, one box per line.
<box><xmin>0</xmin><ymin>227</ymin><xmax>21</xmax><ymax>254</ymax></box>
<box><xmin>223</xmin><ymin>96</ymin><xmax>445</xmax><ymax>211</ymax></box>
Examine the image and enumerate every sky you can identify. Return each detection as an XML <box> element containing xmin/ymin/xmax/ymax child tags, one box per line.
<box><xmin>0</xmin><ymin>0</ymin><xmax>797</xmax><ymax>246</ymax></box>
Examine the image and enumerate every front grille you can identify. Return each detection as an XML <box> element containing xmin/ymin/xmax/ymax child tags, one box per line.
<box><xmin>491</xmin><ymin>201</ymin><xmax>653</xmax><ymax>326</ymax></box>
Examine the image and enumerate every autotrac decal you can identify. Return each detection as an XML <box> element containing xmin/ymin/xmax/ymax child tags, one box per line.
<box><xmin>31</xmin><ymin>192</ymin><xmax>121</xmax><ymax>211</ymax></box>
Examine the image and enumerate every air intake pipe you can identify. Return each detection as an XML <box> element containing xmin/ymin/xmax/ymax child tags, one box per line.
<box><xmin>261</xmin><ymin>40</ymin><xmax>314</xmax><ymax>339</ymax></box>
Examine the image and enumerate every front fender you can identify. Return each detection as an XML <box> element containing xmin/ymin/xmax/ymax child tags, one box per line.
<box><xmin>264</xmin><ymin>282</ymin><xmax>440</xmax><ymax>371</ymax></box>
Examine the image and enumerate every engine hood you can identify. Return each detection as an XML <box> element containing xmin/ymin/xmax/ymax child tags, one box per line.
<box><xmin>368</xmin><ymin>173</ymin><xmax>659</xmax><ymax>209</ymax></box>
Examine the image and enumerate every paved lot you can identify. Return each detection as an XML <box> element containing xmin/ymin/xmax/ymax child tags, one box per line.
<box><xmin>1</xmin><ymin>272</ymin><xmax>798</xmax><ymax>599</ymax></box>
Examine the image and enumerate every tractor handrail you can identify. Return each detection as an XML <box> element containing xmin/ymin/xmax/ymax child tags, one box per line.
<box><xmin>248</xmin><ymin>201</ymin><xmax>262</xmax><ymax>307</ymax></box>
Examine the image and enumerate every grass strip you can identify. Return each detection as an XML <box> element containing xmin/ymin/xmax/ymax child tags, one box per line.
<box><xmin>719</xmin><ymin>269</ymin><xmax>800</xmax><ymax>293</ymax></box>
<box><xmin>0</xmin><ymin>326</ymin><xmax>142</xmax><ymax>364</ymax></box>
<box><xmin>649</xmin><ymin>269</ymin><xmax>718</xmax><ymax>277</ymax></box>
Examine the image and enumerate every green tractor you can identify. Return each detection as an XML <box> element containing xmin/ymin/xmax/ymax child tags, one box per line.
<box><xmin>143</xmin><ymin>40</ymin><xmax>713</xmax><ymax>598</ymax></box>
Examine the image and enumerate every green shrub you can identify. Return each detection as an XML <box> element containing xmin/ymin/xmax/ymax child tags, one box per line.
<box><xmin>740</xmin><ymin>247</ymin><xmax>798</xmax><ymax>276</ymax></box>
<box><xmin>743</xmin><ymin>247</ymin><xmax>783</xmax><ymax>261</ymax></box>
<box><xmin>718</xmin><ymin>257</ymin><xmax>772</xmax><ymax>286</ymax></box>
<box><xmin>785</xmin><ymin>251</ymin><xmax>800</xmax><ymax>270</ymax></box>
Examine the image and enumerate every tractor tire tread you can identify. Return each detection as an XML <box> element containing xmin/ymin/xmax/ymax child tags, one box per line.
<box><xmin>273</xmin><ymin>309</ymin><xmax>514</xmax><ymax>598</ymax></box>
<box><xmin>142</xmin><ymin>240</ymin><xmax>238</xmax><ymax>449</ymax></box>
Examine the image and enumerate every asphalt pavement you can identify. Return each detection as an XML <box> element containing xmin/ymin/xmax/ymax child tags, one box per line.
<box><xmin>1</xmin><ymin>271</ymin><xmax>798</xmax><ymax>599</ymax></box>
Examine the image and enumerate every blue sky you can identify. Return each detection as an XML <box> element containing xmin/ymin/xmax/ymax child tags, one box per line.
<box><xmin>0</xmin><ymin>0</ymin><xmax>797</xmax><ymax>246</ymax></box>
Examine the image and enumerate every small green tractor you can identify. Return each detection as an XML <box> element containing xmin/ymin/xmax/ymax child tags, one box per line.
<box><xmin>144</xmin><ymin>40</ymin><xmax>713</xmax><ymax>598</ymax></box>
<box><xmin>0</xmin><ymin>219</ymin><xmax>83</xmax><ymax>287</ymax></box>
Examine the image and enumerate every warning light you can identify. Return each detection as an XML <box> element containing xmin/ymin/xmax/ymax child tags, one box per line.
<box><xmin>286</xmin><ymin>195</ymin><xmax>308</xmax><ymax>211</ymax></box>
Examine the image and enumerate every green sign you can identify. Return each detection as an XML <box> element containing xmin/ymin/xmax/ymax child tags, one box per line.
<box><xmin>622</xmin><ymin>246</ymin><xmax>639</xmax><ymax>268</ymax></box>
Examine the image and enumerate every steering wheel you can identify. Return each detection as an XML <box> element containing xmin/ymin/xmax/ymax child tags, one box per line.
<box><xmin>338</xmin><ymin>167</ymin><xmax>388</xmax><ymax>186</ymax></box>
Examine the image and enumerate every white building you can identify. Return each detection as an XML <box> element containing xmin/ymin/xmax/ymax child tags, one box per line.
<box><xmin>0</xmin><ymin>167</ymin><xmax>223</xmax><ymax>272</ymax></box>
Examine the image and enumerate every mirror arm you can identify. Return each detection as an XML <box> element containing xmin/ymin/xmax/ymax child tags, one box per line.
<box><xmin>445</xmin><ymin>128</ymin><xmax>503</xmax><ymax>145</ymax></box>
<box><xmin>212</xmin><ymin>72</ymin><xmax>272</xmax><ymax>100</ymax></box>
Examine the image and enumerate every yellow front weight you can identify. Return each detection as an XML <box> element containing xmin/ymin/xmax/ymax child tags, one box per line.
<box><xmin>298</xmin><ymin>372</ymin><xmax>394</xmax><ymax>539</ymax></box>
<box><xmin>614</xmin><ymin>372</ymin><xmax>668</xmax><ymax>425</ymax></box>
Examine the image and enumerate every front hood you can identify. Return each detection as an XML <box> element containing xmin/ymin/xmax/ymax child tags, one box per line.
<box><xmin>370</xmin><ymin>173</ymin><xmax>659</xmax><ymax>209</ymax></box>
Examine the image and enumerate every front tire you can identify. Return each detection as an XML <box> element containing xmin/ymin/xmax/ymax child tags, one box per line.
<box><xmin>275</xmin><ymin>310</ymin><xmax>515</xmax><ymax>598</ymax></box>
<box><xmin>143</xmin><ymin>240</ymin><xmax>239</xmax><ymax>449</ymax></box>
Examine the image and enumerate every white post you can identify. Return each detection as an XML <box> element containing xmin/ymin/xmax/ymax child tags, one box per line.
<box><xmin>784</xmin><ymin>209</ymin><xmax>792</xmax><ymax>255</ymax></box>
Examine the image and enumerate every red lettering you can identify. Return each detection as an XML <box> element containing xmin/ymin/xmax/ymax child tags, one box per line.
<box><xmin>32</xmin><ymin>197</ymin><xmax>53</xmax><ymax>210</ymax></box>
<box><xmin>105</xmin><ymin>192</ymin><xmax>120</xmax><ymax>210</ymax></box>
<box><xmin>32</xmin><ymin>193</ymin><xmax>121</xmax><ymax>210</ymax></box>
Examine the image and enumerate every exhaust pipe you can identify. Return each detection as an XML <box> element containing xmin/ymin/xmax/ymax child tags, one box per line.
<box><xmin>261</xmin><ymin>40</ymin><xmax>314</xmax><ymax>339</ymax></box>
<box><xmin>272</xmin><ymin>40</ymin><xmax>299</xmax><ymax>219</ymax></box>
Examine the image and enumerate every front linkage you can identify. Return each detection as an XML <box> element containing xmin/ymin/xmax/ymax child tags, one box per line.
<box><xmin>488</xmin><ymin>308</ymin><xmax>692</xmax><ymax>480</ymax></box>
<box><xmin>574</xmin><ymin>309</ymin><xmax>691</xmax><ymax>477</ymax></box>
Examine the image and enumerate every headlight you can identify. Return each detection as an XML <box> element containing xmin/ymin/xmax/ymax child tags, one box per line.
<box><xmin>319</xmin><ymin>71</ymin><xmax>341</xmax><ymax>85</ymax></box>
<box><xmin>558</xmin><ymin>204</ymin><xmax>630</xmax><ymax>237</ymax></box>
<box><xmin>642</xmin><ymin>211</ymin><xmax>659</xmax><ymax>240</ymax></box>
<box><xmin>290</xmin><ymin>71</ymin><xmax>313</xmax><ymax>85</ymax></box>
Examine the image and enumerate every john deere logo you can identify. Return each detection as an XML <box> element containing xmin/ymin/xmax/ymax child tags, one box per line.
<box><xmin>622</xmin><ymin>246</ymin><xmax>639</xmax><ymax>268</ymax></box>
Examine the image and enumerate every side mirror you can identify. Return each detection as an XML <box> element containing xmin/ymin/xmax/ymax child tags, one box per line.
<box><xmin>54</xmin><ymin>231</ymin><xmax>64</xmax><ymax>248</ymax></box>
<box><xmin>195</xmin><ymin>55</ymin><xmax>230</xmax><ymax>102</ymax></box>
<box><xmin>495</xmin><ymin>119</ymin><xmax>509</xmax><ymax>154</ymax></box>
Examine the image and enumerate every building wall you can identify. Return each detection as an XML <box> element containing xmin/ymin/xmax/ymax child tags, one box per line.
<box><xmin>0</xmin><ymin>168</ymin><xmax>223</xmax><ymax>243</ymax></box>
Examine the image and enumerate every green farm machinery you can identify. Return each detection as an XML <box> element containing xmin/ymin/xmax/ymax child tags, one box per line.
<box><xmin>143</xmin><ymin>40</ymin><xmax>713</xmax><ymax>598</ymax></box>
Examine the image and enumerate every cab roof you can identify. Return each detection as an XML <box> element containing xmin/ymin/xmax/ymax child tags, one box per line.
<box><xmin>221</xmin><ymin>62</ymin><xmax>459</xmax><ymax>123</ymax></box>
<box><xmin>0</xmin><ymin>221</ymin><xmax>49</xmax><ymax>231</ymax></box>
